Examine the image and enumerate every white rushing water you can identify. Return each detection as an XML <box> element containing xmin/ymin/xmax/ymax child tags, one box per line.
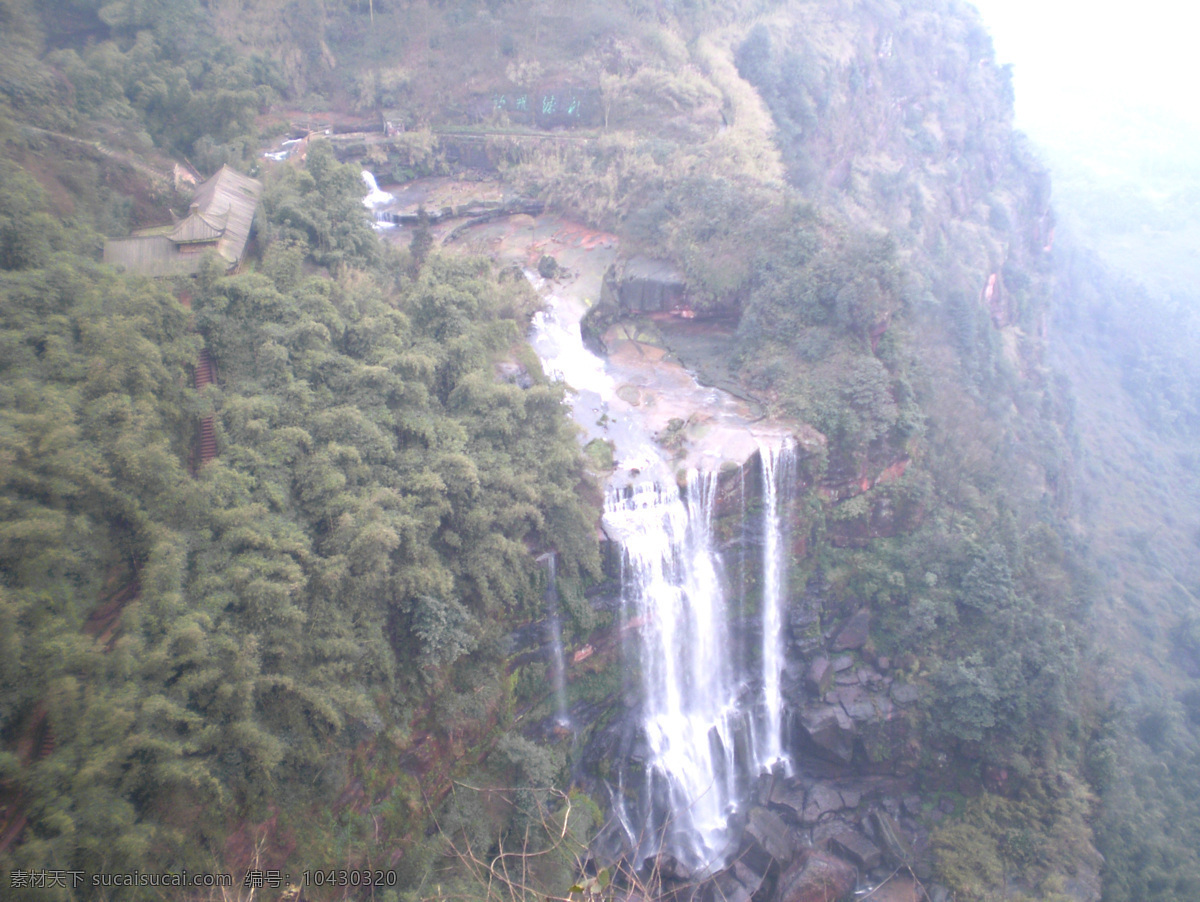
<box><xmin>529</xmin><ymin>279</ymin><xmax>796</xmax><ymax>872</ymax></box>
<box><xmin>604</xmin><ymin>477</ymin><xmax>742</xmax><ymax>867</ymax></box>
<box><xmin>361</xmin><ymin>170</ymin><xmax>396</xmax><ymax>229</ymax></box>
<box><xmin>541</xmin><ymin>552</ymin><xmax>572</xmax><ymax>728</ymax></box>
<box><xmin>758</xmin><ymin>438</ymin><xmax>795</xmax><ymax>769</ymax></box>
<box><xmin>263</xmin><ymin>137</ymin><xmax>303</xmax><ymax>162</ymax></box>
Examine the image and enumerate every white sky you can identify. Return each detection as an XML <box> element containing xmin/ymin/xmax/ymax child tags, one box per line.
<box><xmin>968</xmin><ymin>0</ymin><xmax>1200</xmax><ymax>166</ymax></box>
<box><xmin>967</xmin><ymin>0</ymin><xmax>1200</xmax><ymax>304</ymax></box>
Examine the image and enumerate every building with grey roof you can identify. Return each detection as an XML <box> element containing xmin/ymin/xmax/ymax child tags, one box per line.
<box><xmin>104</xmin><ymin>165</ymin><xmax>263</xmax><ymax>277</ymax></box>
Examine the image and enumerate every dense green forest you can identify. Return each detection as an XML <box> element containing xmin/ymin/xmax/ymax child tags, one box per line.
<box><xmin>0</xmin><ymin>1</ymin><xmax>604</xmax><ymax>890</ymax></box>
<box><xmin>2</xmin><ymin>0</ymin><xmax>1200</xmax><ymax>900</ymax></box>
<box><xmin>0</xmin><ymin>155</ymin><xmax>600</xmax><ymax>890</ymax></box>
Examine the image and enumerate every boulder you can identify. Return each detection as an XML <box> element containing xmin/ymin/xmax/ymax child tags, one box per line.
<box><xmin>858</xmin><ymin>667</ymin><xmax>884</xmax><ymax>685</ymax></box>
<box><xmin>838</xmin><ymin>788</ymin><xmax>861</xmax><ymax>810</ymax></box>
<box><xmin>842</xmin><ymin>689</ymin><xmax>894</xmax><ymax>725</ymax></box>
<box><xmin>776</xmin><ymin>850</ymin><xmax>856</xmax><ymax>902</ymax></box>
<box><xmin>731</xmin><ymin>859</ymin><xmax>768</xmax><ymax>897</ymax></box>
<box><xmin>807</xmin><ymin>657</ymin><xmax>833</xmax><ymax>695</ymax></box>
<box><xmin>832</xmin><ymin>654</ymin><xmax>855</xmax><ymax>672</ymax></box>
<box><xmin>709</xmin><ymin>868</ymin><xmax>754</xmax><ymax>902</ymax></box>
<box><xmin>890</xmin><ymin>683</ymin><xmax>921</xmax><ymax>705</ymax></box>
<box><xmin>729</xmin><ymin>854</ymin><xmax>768</xmax><ymax>897</ymax></box>
<box><xmin>769</xmin><ymin>780</ymin><xmax>807</xmax><ymax>823</ymax></box>
<box><xmin>868</xmin><ymin>811</ymin><xmax>913</xmax><ymax>867</ymax></box>
<box><xmin>833</xmin><ymin>609</ymin><xmax>871</xmax><ymax>651</ymax></box>
<box><xmin>926</xmin><ymin>885</ymin><xmax>950</xmax><ymax>902</ymax></box>
<box><xmin>655</xmin><ymin>852</ymin><xmax>695</xmax><ymax>882</ymax></box>
<box><xmin>828</xmin><ymin>830</ymin><xmax>881</xmax><ymax>871</ymax></box>
<box><xmin>827</xmin><ymin>685</ymin><xmax>887</xmax><ymax>724</ymax></box>
<box><xmin>754</xmin><ymin>769</ymin><xmax>778</xmax><ymax>808</ymax></box>
<box><xmin>802</xmin><ymin>783</ymin><xmax>845</xmax><ymax>823</ymax></box>
<box><xmin>743</xmin><ymin>806</ymin><xmax>795</xmax><ymax>868</ymax></box>
<box><xmin>831</xmin><ymin>685</ymin><xmax>865</xmax><ymax>718</ymax></box>
<box><xmin>799</xmin><ymin>705</ymin><xmax>854</xmax><ymax>764</ymax></box>
<box><xmin>866</xmin><ymin>875</ymin><xmax>920</xmax><ymax>902</ymax></box>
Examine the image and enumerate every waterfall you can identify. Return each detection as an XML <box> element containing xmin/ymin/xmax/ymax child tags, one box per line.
<box><xmin>360</xmin><ymin>169</ymin><xmax>396</xmax><ymax>229</ymax></box>
<box><xmin>540</xmin><ymin>552</ymin><xmax>571</xmax><ymax>728</ymax></box>
<box><xmin>757</xmin><ymin>438</ymin><xmax>795</xmax><ymax>769</ymax></box>
<box><xmin>527</xmin><ymin>279</ymin><xmax>797</xmax><ymax>872</ymax></box>
<box><xmin>360</xmin><ymin>169</ymin><xmax>394</xmax><ymax>207</ymax></box>
<box><xmin>263</xmin><ymin>137</ymin><xmax>302</xmax><ymax>162</ymax></box>
<box><xmin>605</xmin><ymin>476</ymin><xmax>744</xmax><ymax>870</ymax></box>
<box><xmin>737</xmin><ymin>464</ymin><xmax>748</xmax><ymax>681</ymax></box>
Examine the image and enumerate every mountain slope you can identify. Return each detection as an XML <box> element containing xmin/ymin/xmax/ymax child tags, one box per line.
<box><xmin>3</xmin><ymin>1</ymin><xmax>1186</xmax><ymax>899</ymax></box>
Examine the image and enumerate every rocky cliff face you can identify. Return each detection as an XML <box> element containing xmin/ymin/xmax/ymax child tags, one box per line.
<box><xmin>565</xmin><ymin>446</ymin><xmax>935</xmax><ymax>900</ymax></box>
<box><xmin>559</xmin><ymin>424</ymin><xmax>1093</xmax><ymax>900</ymax></box>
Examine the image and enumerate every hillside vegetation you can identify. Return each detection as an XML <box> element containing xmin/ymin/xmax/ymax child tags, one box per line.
<box><xmin>1</xmin><ymin>1</ymin><xmax>1197</xmax><ymax>900</ymax></box>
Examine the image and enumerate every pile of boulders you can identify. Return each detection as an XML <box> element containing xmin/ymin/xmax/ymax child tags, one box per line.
<box><xmin>649</xmin><ymin>777</ymin><xmax>935</xmax><ymax>902</ymax></box>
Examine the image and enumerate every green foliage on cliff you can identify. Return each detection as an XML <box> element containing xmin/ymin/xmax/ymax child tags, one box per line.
<box><xmin>932</xmin><ymin>776</ymin><xmax>1097</xmax><ymax>902</ymax></box>
<box><xmin>4</xmin><ymin>0</ymin><xmax>1198</xmax><ymax>897</ymax></box>
<box><xmin>1087</xmin><ymin>689</ymin><xmax>1200</xmax><ymax>902</ymax></box>
<box><xmin>260</xmin><ymin>142</ymin><xmax>380</xmax><ymax>270</ymax></box>
<box><xmin>0</xmin><ymin>0</ymin><xmax>281</xmax><ymax>176</ymax></box>
<box><xmin>1049</xmin><ymin>243</ymin><xmax>1200</xmax><ymax>901</ymax></box>
<box><xmin>1058</xmin><ymin>246</ymin><xmax>1200</xmax><ymax>439</ymax></box>
<box><xmin>0</xmin><ymin>159</ymin><xmax>73</xmax><ymax>269</ymax></box>
<box><xmin>0</xmin><ymin>62</ymin><xmax>599</xmax><ymax>889</ymax></box>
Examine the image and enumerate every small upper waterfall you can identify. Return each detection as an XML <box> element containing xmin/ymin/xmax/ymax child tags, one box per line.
<box><xmin>361</xmin><ymin>169</ymin><xmax>396</xmax><ymax>228</ymax></box>
<box><xmin>361</xmin><ymin>169</ymin><xmax>393</xmax><ymax>207</ymax></box>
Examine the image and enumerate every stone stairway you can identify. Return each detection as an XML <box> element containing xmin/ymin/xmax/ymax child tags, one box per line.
<box><xmin>194</xmin><ymin>347</ymin><xmax>218</xmax><ymax>467</ymax></box>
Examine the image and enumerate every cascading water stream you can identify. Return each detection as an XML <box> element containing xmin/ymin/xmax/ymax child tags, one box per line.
<box><xmin>360</xmin><ymin>169</ymin><xmax>396</xmax><ymax>229</ymax></box>
<box><xmin>528</xmin><ymin>277</ymin><xmax>797</xmax><ymax>872</ymax></box>
<box><xmin>539</xmin><ymin>552</ymin><xmax>572</xmax><ymax>728</ymax></box>
<box><xmin>604</xmin><ymin>476</ymin><xmax>745</xmax><ymax>869</ymax></box>
<box><xmin>757</xmin><ymin>438</ymin><xmax>795</xmax><ymax>769</ymax></box>
<box><xmin>736</xmin><ymin>464</ymin><xmax>748</xmax><ymax>681</ymax></box>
